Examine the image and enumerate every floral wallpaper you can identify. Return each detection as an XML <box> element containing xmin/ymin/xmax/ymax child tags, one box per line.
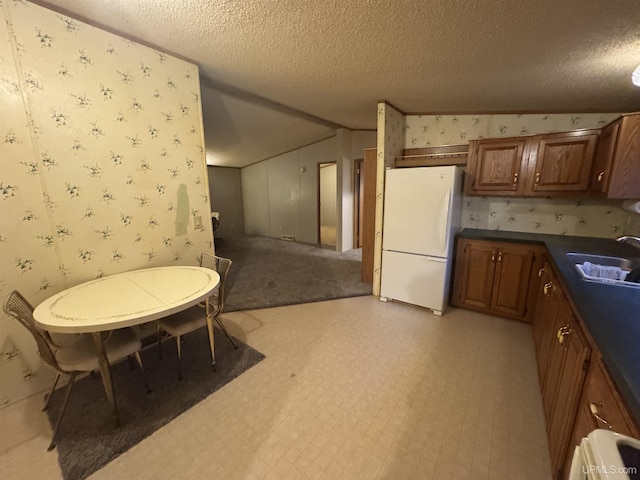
<box><xmin>0</xmin><ymin>1</ymin><xmax>212</xmax><ymax>407</ymax></box>
<box><xmin>404</xmin><ymin>113</ymin><xmax>619</xmax><ymax>147</ymax></box>
<box><xmin>403</xmin><ymin>113</ymin><xmax>640</xmax><ymax>238</ymax></box>
<box><xmin>463</xmin><ymin>197</ymin><xmax>640</xmax><ymax>238</ymax></box>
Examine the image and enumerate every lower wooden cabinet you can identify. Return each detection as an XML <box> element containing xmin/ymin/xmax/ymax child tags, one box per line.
<box><xmin>562</xmin><ymin>356</ymin><xmax>640</xmax><ymax>478</ymax></box>
<box><xmin>532</xmin><ymin>262</ymin><xmax>591</xmax><ymax>477</ymax></box>
<box><xmin>532</xmin><ymin>262</ymin><xmax>639</xmax><ymax>480</ymax></box>
<box><xmin>452</xmin><ymin>238</ymin><xmax>542</xmax><ymax>321</ymax></box>
<box><xmin>453</xmin><ymin>237</ymin><xmax>640</xmax><ymax>480</ymax></box>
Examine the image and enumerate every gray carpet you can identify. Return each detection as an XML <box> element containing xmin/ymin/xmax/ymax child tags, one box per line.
<box><xmin>215</xmin><ymin>235</ymin><xmax>373</xmax><ymax>312</ymax></box>
<box><xmin>46</xmin><ymin>328</ymin><xmax>265</xmax><ymax>480</ymax></box>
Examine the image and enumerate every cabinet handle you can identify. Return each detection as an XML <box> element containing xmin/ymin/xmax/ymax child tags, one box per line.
<box><xmin>513</xmin><ymin>173</ymin><xmax>519</xmax><ymax>185</ymax></box>
<box><xmin>597</xmin><ymin>171</ymin><xmax>606</xmax><ymax>182</ymax></box>
<box><xmin>544</xmin><ymin>281</ymin><xmax>553</xmax><ymax>296</ymax></box>
<box><xmin>497</xmin><ymin>251</ymin><xmax>503</xmax><ymax>262</ymax></box>
<box><xmin>590</xmin><ymin>402</ymin><xmax>613</xmax><ymax>430</ymax></box>
<box><xmin>535</xmin><ymin>172</ymin><xmax>540</xmax><ymax>185</ymax></box>
<box><xmin>557</xmin><ymin>324</ymin><xmax>571</xmax><ymax>345</ymax></box>
<box><xmin>538</xmin><ymin>266</ymin><xmax>545</xmax><ymax>277</ymax></box>
<box><xmin>491</xmin><ymin>251</ymin><xmax>496</xmax><ymax>262</ymax></box>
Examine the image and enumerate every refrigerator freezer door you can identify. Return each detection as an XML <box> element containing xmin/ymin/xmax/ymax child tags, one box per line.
<box><xmin>380</xmin><ymin>250</ymin><xmax>449</xmax><ymax>314</ymax></box>
<box><xmin>382</xmin><ymin>166</ymin><xmax>456</xmax><ymax>258</ymax></box>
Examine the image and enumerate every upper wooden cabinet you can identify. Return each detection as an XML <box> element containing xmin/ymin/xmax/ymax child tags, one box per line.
<box><xmin>465</xmin><ymin>137</ymin><xmax>528</xmax><ymax>195</ymax></box>
<box><xmin>466</xmin><ymin>130</ymin><xmax>599</xmax><ymax>197</ymax></box>
<box><xmin>528</xmin><ymin>131</ymin><xmax>598</xmax><ymax>195</ymax></box>
<box><xmin>589</xmin><ymin>113</ymin><xmax>640</xmax><ymax>199</ymax></box>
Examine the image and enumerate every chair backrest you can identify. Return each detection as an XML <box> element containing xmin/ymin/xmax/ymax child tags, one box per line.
<box><xmin>200</xmin><ymin>253</ymin><xmax>232</xmax><ymax>313</ymax></box>
<box><xmin>3</xmin><ymin>290</ymin><xmax>61</xmax><ymax>372</ymax></box>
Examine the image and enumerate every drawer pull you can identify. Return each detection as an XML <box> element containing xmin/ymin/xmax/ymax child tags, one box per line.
<box><xmin>491</xmin><ymin>251</ymin><xmax>496</xmax><ymax>262</ymax></box>
<box><xmin>513</xmin><ymin>173</ymin><xmax>519</xmax><ymax>185</ymax></box>
<box><xmin>590</xmin><ymin>402</ymin><xmax>612</xmax><ymax>430</ymax></box>
<box><xmin>544</xmin><ymin>282</ymin><xmax>553</xmax><ymax>296</ymax></box>
<box><xmin>535</xmin><ymin>172</ymin><xmax>541</xmax><ymax>185</ymax></box>
<box><xmin>497</xmin><ymin>251</ymin><xmax>503</xmax><ymax>263</ymax></box>
<box><xmin>597</xmin><ymin>171</ymin><xmax>606</xmax><ymax>182</ymax></box>
<box><xmin>538</xmin><ymin>266</ymin><xmax>545</xmax><ymax>277</ymax></box>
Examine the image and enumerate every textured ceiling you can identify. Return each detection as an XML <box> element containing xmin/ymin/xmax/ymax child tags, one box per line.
<box><xmin>37</xmin><ymin>0</ymin><xmax>640</xmax><ymax>167</ymax></box>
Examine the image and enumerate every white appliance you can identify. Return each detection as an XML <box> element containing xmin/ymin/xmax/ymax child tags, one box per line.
<box><xmin>569</xmin><ymin>429</ymin><xmax>640</xmax><ymax>479</ymax></box>
<box><xmin>380</xmin><ymin>166</ymin><xmax>463</xmax><ymax>316</ymax></box>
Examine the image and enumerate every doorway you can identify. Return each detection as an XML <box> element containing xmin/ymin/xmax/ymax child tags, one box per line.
<box><xmin>318</xmin><ymin>162</ymin><xmax>337</xmax><ymax>247</ymax></box>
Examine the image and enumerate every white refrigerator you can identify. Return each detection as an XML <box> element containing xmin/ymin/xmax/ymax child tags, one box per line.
<box><xmin>380</xmin><ymin>166</ymin><xmax>463</xmax><ymax>316</ymax></box>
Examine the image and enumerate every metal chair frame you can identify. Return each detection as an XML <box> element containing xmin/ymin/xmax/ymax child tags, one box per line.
<box><xmin>157</xmin><ymin>254</ymin><xmax>237</xmax><ymax>379</ymax></box>
<box><xmin>2</xmin><ymin>290</ymin><xmax>149</xmax><ymax>451</ymax></box>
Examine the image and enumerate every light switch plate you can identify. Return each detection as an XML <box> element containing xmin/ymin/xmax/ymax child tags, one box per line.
<box><xmin>194</xmin><ymin>215</ymin><xmax>203</xmax><ymax>229</ymax></box>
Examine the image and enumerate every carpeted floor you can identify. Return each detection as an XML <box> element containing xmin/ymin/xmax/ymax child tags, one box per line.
<box><xmin>215</xmin><ymin>235</ymin><xmax>373</xmax><ymax>312</ymax></box>
<box><xmin>46</xmin><ymin>328</ymin><xmax>264</xmax><ymax>480</ymax></box>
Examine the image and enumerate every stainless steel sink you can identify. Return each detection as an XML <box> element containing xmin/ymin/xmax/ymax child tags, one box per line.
<box><xmin>566</xmin><ymin>252</ymin><xmax>640</xmax><ymax>288</ymax></box>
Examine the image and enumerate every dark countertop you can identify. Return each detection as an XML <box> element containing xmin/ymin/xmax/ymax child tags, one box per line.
<box><xmin>458</xmin><ymin>228</ymin><xmax>640</xmax><ymax>425</ymax></box>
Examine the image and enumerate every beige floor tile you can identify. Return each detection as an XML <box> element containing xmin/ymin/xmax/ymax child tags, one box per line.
<box><xmin>0</xmin><ymin>297</ymin><xmax>552</xmax><ymax>479</ymax></box>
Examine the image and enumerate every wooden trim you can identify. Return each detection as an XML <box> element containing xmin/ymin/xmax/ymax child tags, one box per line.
<box><xmin>353</xmin><ymin>158</ymin><xmax>363</xmax><ymax>249</ymax></box>
<box><xmin>395</xmin><ymin>144</ymin><xmax>468</xmax><ymax>168</ymax></box>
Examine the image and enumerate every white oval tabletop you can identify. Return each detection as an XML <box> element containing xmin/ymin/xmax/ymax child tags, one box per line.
<box><xmin>33</xmin><ymin>266</ymin><xmax>220</xmax><ymax>334</ymax></box>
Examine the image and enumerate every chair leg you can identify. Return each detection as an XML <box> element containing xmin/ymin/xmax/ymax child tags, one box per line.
<box><xmin>175</xmin><ymin>335</ymin><xmax>183</xmax><ymax>380</ymax></box>
<box><xmin>43</xmin><ymin>373</ymin><xmax>61</xmax><ymax>411</ymax></box>
<box><xmin>134</xmin><ymin>351</ymin><xmax>152</xmax><ymax>393</ymax></box>
<box><xmin>48</xmin><ymin>373</ymin><xmax>76</xmax><ymax>451</ymax></box>
<box><xmin>215</xmin><ymin>316</ymin><xmax>238</xmax><ymax>349</ymax></box>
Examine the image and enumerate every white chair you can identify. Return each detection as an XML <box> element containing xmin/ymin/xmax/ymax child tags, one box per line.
<box><xmin>2</xmin><ymin>290</ymin><xmax>149</xmax><ymax>451</ymax></box>
<box><xmin>157</xmin><ymin>254</ymin><xmax>237</xmax><ymax>379</ymax></box>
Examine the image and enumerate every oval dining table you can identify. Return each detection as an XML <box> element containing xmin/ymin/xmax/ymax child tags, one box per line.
<box><xmin>33</xmin><ymin>265</ymin><xmax>220</xmax><ymax>426</ymax></box>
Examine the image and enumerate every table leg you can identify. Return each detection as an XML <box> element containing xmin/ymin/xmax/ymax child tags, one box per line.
<box><xmin>91</xmin><ymin>331</ymin><xmax>120</xmax><ymax>428</ymax></box>
<box><xmin>205</xmin><ymin>299</ymin><xmax>216</xmax><ymax>371</ymax></box>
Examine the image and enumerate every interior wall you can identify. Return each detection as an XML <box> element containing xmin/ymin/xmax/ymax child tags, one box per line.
<box><xmin>241</xmin><ymin>137</ymin><xmax>337</xmax><ymax>244</ymax></box>
<box><xmin>403</xmin><ymin>113</ymin><xmax>640</xmax><ymax>237</ymax></box>
<box><xmin>335</xmin><ymin>129</ymin><xmax>353</xmax><ymax>252</ymax></box>
<box><xmin>207</xmin><ymin>166</ymin><xmax>244</xmax><ymax>238</ymax></box>
<box><xmin>0</xmin><ymin>2</ymin><xmax>212</xmax><ymax>407</ymax></box>
<box><xmin>241</xmin><ymin>160</ymin><xmax>271</xmax><ymax>236</ymax></box>
<box><xmin>240</xmin><ymin>131</ymin><xmax>377</xmax><ymax>249</ymax></box>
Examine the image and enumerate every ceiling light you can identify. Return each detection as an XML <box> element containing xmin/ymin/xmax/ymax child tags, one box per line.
<box><xmin>633</xmin><ymin>64</ymin><xmax>640</xmax><ymax>87</ymax></box>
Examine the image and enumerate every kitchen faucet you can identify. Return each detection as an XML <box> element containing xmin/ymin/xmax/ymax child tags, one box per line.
<box><xmin>616</xmin><ymin>235</ymin><xmax>640</xmax><ymax>251</ymax></box>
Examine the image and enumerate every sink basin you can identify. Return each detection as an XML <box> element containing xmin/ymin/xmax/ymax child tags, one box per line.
<box><xmin>566</xmin><ymin>252</ymin><xmax>640</xmax><ymax>288</ymax></box>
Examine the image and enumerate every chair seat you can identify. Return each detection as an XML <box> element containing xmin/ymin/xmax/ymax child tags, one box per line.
<box><xmin>56</xmin><ymin>328</ymin><xmax>141</xmax><ymax>372</ymax></box>
<box><xmin>157</xmin><ymin>305</ymin><xmax>206</xmax><ymax>338</ymax></box>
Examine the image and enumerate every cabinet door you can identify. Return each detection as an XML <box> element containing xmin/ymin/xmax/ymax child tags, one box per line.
<box><xmin>590</xmin><ymin>120</ymin><xmax>620</xmax><ymax>196</ymax></box>
<box><xmin>490</xmin><ymin>243</ymin><xmax>537</xmax><ymax>318</ymax></box>
<box><xmin>531</xmin><ymin>263</ymin><xmax>550</xmax><ymax>352</ymax></box>
<box><xmin>466</xmin><ymin>138</ymin><xmax>528</xmax><ymax>195</ymax></box>
<box><xmin>605</xmin><ymin>114</ymin><xmax>640</xmax><ymax>199</ymax></box>
<box><xmin>561</xmin><ymin>356</ymin><xmax>640</xmax><ymax>479</ymax></box>
<box><xmin>533</xmin><ymin>266</ymin><xmax>562</xmax><ymax>387</ymax></box>
<box><xmin>452</xmin><ymin>239</ymin><xmax>496</xmax><ymax>311</ymax></box>
<box><xmin>541</xmin><ymin>294</ymin><xmax>572</xmax><ymax>421</ymax></box>
<box><xmin>580</xmin><ymin>357</ymin><xmax>639</xmax><ymax>438</ymax></box>
<box><xmin>546</xmin><ymin>310</ymin><xmax>590</xmax><ymax>479</ymax></box>
<box><xmin>529</xmin><ymin>131</ymin><xmax>598</xmax><ymax>194</ymax></box>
